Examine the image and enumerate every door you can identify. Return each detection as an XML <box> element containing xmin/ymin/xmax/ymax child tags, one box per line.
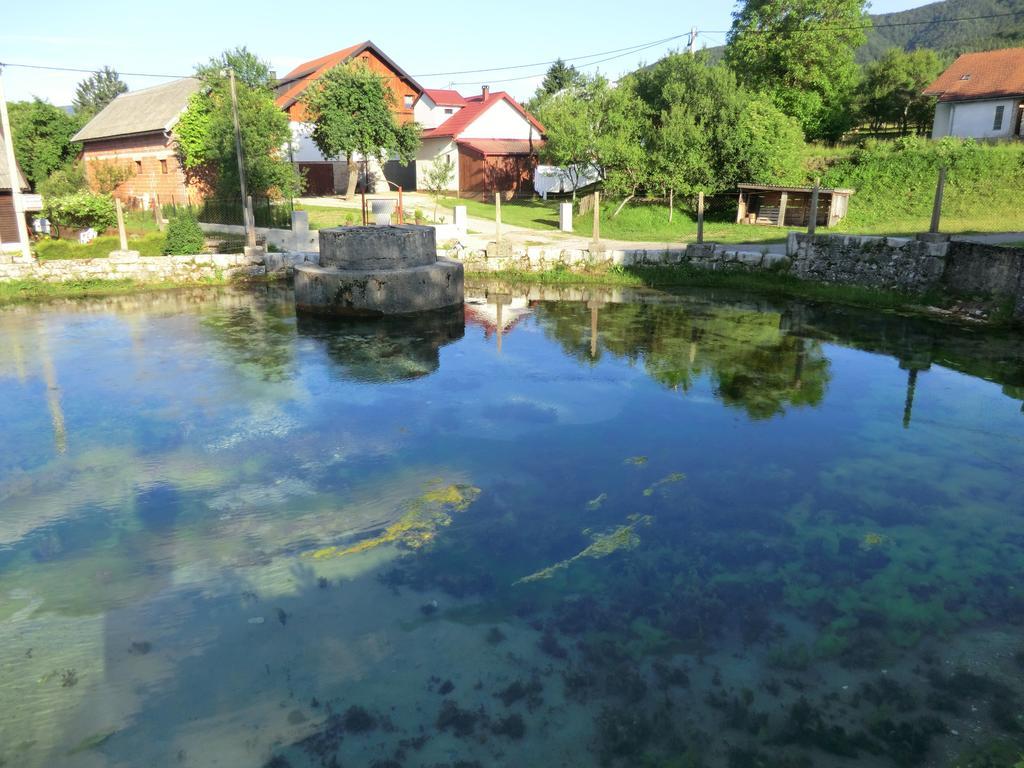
<box><xmin>299</xmin><ymin>163</ymin><xmax>334</xmax><ymax>196</ymax></box>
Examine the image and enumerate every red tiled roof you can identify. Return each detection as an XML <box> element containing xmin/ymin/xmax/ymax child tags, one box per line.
<box><xmin>274</xmin><ymin>41</ymin><xmax>423</xmax><ymax>113</ymax></box>
<box><xmin>421</xmin><ymin>91</ymin><xmax>545</xmax><ymax>139</ymax></box>
<box><xmin>423</xmin><ymin>88</ymin><xmax>467</xmax><ymax>107</ymax></box>
<box><xmin>924</xmin><ymin>48</ymin><xmax>1024</xmax><ymax>102</ymax></box>
<box><xmin>457</xmin><ymin>139</ymin><xmax>542</xmax><ymax>156</ymax></box>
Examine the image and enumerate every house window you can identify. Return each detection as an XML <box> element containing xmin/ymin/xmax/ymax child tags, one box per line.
<box><xmin>994</xmin><ymin>105</ymin><xmax>1005</xmax><ymax>131</ymax></box>
<box><xmin>135</xmin><ymin>160</ymin><xmax>143</xmax><ymax>174</ymax></box>
<box><xmin>444</xmin><ymin>108</ymin><xmax>454</xmax><ymax>115</ymax></box>
<box><xmin>160</xmin><ymin>159</ymin><xmax>168</xmax><ymax>174</ymax></box>
<box><xmin>403</xmin><ymin>94</ymin><xmax>414</xmax><ymax>109</ymax></box>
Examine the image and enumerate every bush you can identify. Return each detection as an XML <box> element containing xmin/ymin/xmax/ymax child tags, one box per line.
<box><xmin>38</xmin><ymin>163</ymin><xmax>88</xmax><ymax>201</ymax></box>
<box><xmin>163</xmin><ymin>210</ymin><xmax>206</xmax><ymax>255</ymax></box>
<box><xmin>43</xmin><ymin>191</ymin><xmax>117</xmax><ymax>231</ymax></box>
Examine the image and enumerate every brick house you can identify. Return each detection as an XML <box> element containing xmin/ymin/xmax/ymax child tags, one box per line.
<box><xmin>275</xmin><ymin>41</ymin><xmax>423</xmax><ymax>195</ymax></box>
<box><xmin>72</xmin><ymin>77</ymin><xmax>205</xmax><ymax>207</ymax></box>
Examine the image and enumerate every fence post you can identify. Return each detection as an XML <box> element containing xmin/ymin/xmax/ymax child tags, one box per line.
<box><xmin>808</xmin><ymin>179</ymin><xmax>820</xmax><ymax>237</ymax></box>
<box><xmin>152</xmin><ymin>194</ymin><xmax>165</xmax><ymax>231</ymax></box>
<box><xmin>495</xmin><ymin>192</ymin><xmax>502</xmax><ymax>244</ymax></box>
<box><xmin>115</xmin><ymin>198</ymin><xmax>128</xmax><ymax>251</ymax></box>
<box><xmin>697</xmin><ymin>191</ymin><xmax>705</xmax><ymax>244</ymax></box>
<box><xmin>930</xmin><ymin>166</ymin><xmax>947</xmax><ymax>235</ymax></box>
<box><xmin>592</xmin><ymin>191</ymin><xmax>601</xmax><ymax>246</ymax></box>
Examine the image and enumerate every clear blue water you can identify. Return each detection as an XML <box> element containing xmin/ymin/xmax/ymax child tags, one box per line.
<box><xmin>1</xmin><ymin>283</ymin><xmax>1022</xmax><ymax>768</ymax></box>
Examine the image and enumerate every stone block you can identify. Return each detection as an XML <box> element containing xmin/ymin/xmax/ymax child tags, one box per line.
<box><xmin>321</xmin><ymin>225</ymin><xmax>436</xmax><ymax>270</ymax></box>
<box><xmin>108</xmin><ymin>250</ymin><xmax>140</xmax><ymax>263</ymax></box>
<box><xmin>559</xmin><ymin>202</ymin><xmax>573</xmax><ymax>233</ymax></box>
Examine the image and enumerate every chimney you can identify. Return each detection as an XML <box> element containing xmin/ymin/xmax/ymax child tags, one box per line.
<box><xmin>481</xmin><ymin>85</ymin><xmax>490</xmax><ymax>100</ymax></box>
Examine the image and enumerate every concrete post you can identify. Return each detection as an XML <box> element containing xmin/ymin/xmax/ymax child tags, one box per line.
<box><xmin>115</xmin><ymin>199</ymin><xmax>128</xmax><ymax>251</ymax></box>
<box><xmin>559</xmin><ymin>202</ymin><xmax>573</xmax><ymax>233</ymax></box>
<box><xmin>453</xmin><ymin>205</ymin><xmax>468</xmax><ymax>231</ymax></box>
<box><xmin>930</xmin><ymin>167</ymin><xmax>947</xmax><ymax>234</ymax></box>
<box><xmin>245</xmin><ymin>195</ymin><xmax>257</xmax><ymax>247</ymax></box>
<box><xmin>152</xmin><ymin>194</ymin><xmax>165</xmax><ymax>231</ymax></box>
<box><xmin>495</xmin><ymin>192</ymin><xmax>502</xmax><ymax>244</ymax></box>
<box><xmin>592</xmin><ymin>191</ymin><xmax>601</xmax><ymax>246</ymax></box>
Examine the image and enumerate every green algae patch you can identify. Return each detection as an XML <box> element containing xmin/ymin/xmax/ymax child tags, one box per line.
<box><xmin>624</xmin><ymin>456</ymin><xmax>648</xmax><ymax>466</ymax></box>
<box><xmin>66</xmin><ymin>729</ymin><xmax>117</xmax><ymax>755</ymax></box>
<box><xmin>308</xmin><ymin>481</ymin><xmax>482</xmax><ymax>560</ymax></box>
<box><xmin>643</xmin><ymin>472</ymin><xmax>686</xmax><ymax>497</ymax></box>
<box><xmin>516</xmin><ymin>515</ymin><xmax>653</xmax><ymax>585</ymax></box>
<box><xmin>586</xmin><ymin>492</ymin><xmax>608</xmax><ymax>511</ymax></box>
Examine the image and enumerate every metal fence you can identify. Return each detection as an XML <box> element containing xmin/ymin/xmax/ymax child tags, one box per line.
<box><xmin>163</xmin><ymin>197</ymin><xmax>293</xmax><ymax>230</ymax></box>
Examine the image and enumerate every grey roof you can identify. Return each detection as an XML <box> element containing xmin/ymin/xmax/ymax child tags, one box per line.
<box><xmin>0</xmin><ymin>134</ymin><xmax>29</xmax><ymax>192</ymax></box>
<box><xmin>738</xmin><ymin>183</ymin><xmax>855</xmax><ymax>195</ymax></box>
<box><xmin>72</xmin><ymin>77</ymin><xmax>202</xmax><ymax>142</ymax></box>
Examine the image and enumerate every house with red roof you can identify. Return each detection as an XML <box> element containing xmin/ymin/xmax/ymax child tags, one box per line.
<box><xmin>274</xmin><ymin>41</ymin><xmax>423</xmax><ymax>195</ymax></box>
<box><xmin>924</xmin><ymin>48</ymin><xmax>1024</xmax><ymax>140</ymax></box>
<box><xmin>415</xmin><ymin>86</ymin><xmax>545</xmax><ymax>200</ymax></box>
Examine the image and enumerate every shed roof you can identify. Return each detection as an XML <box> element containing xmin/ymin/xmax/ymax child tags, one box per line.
<box><xmin>738</xmin><ymin>184</ymin><xmax>854</xmax><ymax>195</ymax></box>
<box><xmin>923</xmin><ymin>47</ymin><xmax>1024</xmax><ymax>102</ymax></box>
<box><xmin>72</xmin><ymin>77</ymin><xmax>202</xmax><ymax>142</ymax></box>
<box><xmin>422</xmin><ymin>92</ymin><xmax>545</xmax><ymax>139</ymax></box>
<box><xmin>274</xmin><ymin>41</ymin><xmax>423</xmax><ymax>112</ymax></box>
<box><xmin>0</xmin><ymin>134</ymin><xmax>29</xmax><ymax>192</ymax></box>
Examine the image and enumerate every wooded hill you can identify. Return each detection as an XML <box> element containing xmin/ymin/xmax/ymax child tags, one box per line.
<box><xmin>701</xmin><ymin>0</ymin><xmax>1024</xmax><ymax>63</ymax></box>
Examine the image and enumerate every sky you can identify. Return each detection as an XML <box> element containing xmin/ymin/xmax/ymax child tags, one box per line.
<box><xmin>1</xmin><ymin>0</ymin><xmax>930</xmax><ymax>106</ymax></box>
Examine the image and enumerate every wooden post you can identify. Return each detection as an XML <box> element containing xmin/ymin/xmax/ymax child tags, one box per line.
<box><xmin>495</xmin><ymin>192</ymin><xmax>502</xmax><ymax>244</ymax></box>
<box><xmin>246</xmin><ymin>195</ymin><xmax>256</xmax><ymax>246</ymax></box>
<box><xmin>227</xmin><ymin>68</ymin><xmax>254</xmax><ymax>247</ymax></box>
<box><xmin>668</xmin><ymin>188</ymin><xmax>674</xmax><ymax>224</ymax></box>
<box><xmin>592</xmin><ymin>190</ymin><xmax>601</xmax><ymax>245</ymax></box>
<box><xmin>697</xmin><ymin>191</ymin><xmax>705</xmax><ymax>244</ymax></box>
<box><xmin>0</xmin><ymin>67</ymin><xmax>32</xmax><ymax>261</ymax></box>
<box><xmin>930</xmin><ymin>167</ymin><xmax>947</xmax><ymax>235</ymax></box>
<box><xmin>777</xmin><ymin>191</ymin><xmax>788</xmax><ymax>228</ymax></box>
<box><xmin>115</xmin><ymin>198</ymin><xmax>128</xmax><ymax>251</ymax></box>
<box><xmin>152</xmin><ymin>194</ymin><xmax>165</xmax><ymax>231</ymax></box>
<box><xmin>808</xmin><ymin>179</ymin><xmax>821</xmax><ymax>236</ymax></box>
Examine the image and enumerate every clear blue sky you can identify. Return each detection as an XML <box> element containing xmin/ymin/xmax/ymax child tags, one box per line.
<box><xmin>1</xmin><ymin>0</ymin><xmax>928</xmax><ymax>105</ymax></box>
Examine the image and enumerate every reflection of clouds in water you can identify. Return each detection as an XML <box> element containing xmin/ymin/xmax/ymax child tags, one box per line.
<box><xmin>205</xmin><ymin>403</ymin><xmax>301</xmax><ymax>453</ymax></box>
<box><xmin>206</xmin><ymin>477</ymin><xmax>318</xmax><ymax>516</ymax></box>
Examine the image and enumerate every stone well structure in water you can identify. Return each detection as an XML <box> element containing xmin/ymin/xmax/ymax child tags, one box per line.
<box><xmin>294</xmin><ymin>225</ymin><xmax>464</xmax><ymax>316</ymax></box>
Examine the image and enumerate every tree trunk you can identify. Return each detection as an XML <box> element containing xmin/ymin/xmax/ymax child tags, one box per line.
<box><xmin>345</xmin><ymin>154</ymin><xmax>359</xmax><ymax>199</ymax></box>
<box><xmin>612</xmin><ymin>194</ymin><xmax>634</xmax><ymax>219</ymax></box>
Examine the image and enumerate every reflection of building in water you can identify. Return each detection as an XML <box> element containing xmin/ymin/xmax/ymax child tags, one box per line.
<box><xmin>0</xmin><ymin>316</ymin><xmax>68</xmax><ymax>454</ymax></box>
<box><xmin>296</xmin><ymin>306</ymin><xmax>465</xmax><ymax>383</ymax></box>
<box><xmin>465</xmin><ymin>294</ymin><xmax>532</xmax><ymax>353</ymax></box>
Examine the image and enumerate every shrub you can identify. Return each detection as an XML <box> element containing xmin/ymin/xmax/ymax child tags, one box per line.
<box><xmin>38</xmin><ymin>163</ymin><xmax>88</xmax><ymax>201</ymax></box>
<box><xmin>43</xmin><ymin>191</ymin><xmax>117</xmax><ymax>231</ymax></box>
<box><xmin>91</xmin><ymin>160</ymin><xmax>135</xmax><ymax>194</ymax></box>
<box><xmin>163</xmin><ymin>210</ymin><xmax>206</xmax><ymax>255</ymax></box>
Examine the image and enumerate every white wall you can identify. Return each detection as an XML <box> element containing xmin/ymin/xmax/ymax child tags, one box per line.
<box><xmin>289</xmin><ymin>122</ymin><xmax>332</xmax><ymax>162</ymax></box>
<box><xmin>460</xmin><ymin>99</ymin><xmax>541</xmax><ymax>141</ymax></box>
<box><xmin>413</xmin><ymin>95</ymin><xmax>462</xmax><ymax>130</ymax></box>
<box><xmin>416</xmin><ymin>138</ymin><xmax>459</xmax><ymax>193</ymax></box>
<box><xmin>932</xmin><ymin>99</ymin><xmax>1020</xmax><ymax>139</ymax></box>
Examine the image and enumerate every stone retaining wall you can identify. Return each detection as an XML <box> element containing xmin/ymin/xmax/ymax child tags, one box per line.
<box><xmin>0</xmin><ymin>251</ymin><xmax>264</xmax><ymax>283</ymax></box>
<box><xmin>789</xmin><ymin>235</ymin><xmax>948</xmax><ymax>293</ymax></box>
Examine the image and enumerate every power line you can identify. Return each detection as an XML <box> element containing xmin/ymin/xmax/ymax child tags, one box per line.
<box><xmin>702</xmin><ymin>9</ymin><xmax>1024</xmax><ymax>35</ymax></box>
<box><xmin>0</xmin><ymin>61</ymin><xmax>188</xmax><ymax>79</ymax></box>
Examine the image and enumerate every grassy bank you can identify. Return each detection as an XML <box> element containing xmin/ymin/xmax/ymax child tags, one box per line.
<box><xmin>467</xmin><ymin>265</ymin><xmax>972</xmax><ymax>319</ymax></box>
<box><xmin>0</xmin><ymin>277</ymin><xmax>228</xmax><ymax>305</ymax></box>
<box><xmin>35</xmin><ymin>233</ymin><xmax>167</xmax><ymax>261</ymax></box>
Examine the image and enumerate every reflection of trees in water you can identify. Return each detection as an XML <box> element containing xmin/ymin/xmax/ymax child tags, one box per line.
<box><xmin>199</xmin><ymin>293</ymin><xmax>298</xmax><ymax>383</ymax></box>
<box><xmin>296</xmin><ymin>307</ymin><xmax>465</xmax><ymax>384</ymax></box>
<box><xmin>535</xmin><ymin>300</ymin><xmax>830</xmax><ymax>419</ymax></box>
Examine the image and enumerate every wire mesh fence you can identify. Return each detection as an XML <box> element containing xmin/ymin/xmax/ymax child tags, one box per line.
<box><xmin>162</xmin><ymin>197</ymin><xmax>293</xmax><ymax>230</ymax></box>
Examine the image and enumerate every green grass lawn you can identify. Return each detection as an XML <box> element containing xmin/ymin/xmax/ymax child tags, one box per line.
<box><xmin>296</xmin><ymin>204</ymin><xmax>363</xmax><ymax>230</ymax></box>
<box><xmin>35</xmin><ymin>233</ymin><xmax>167</xmax><ymax>261</ymax></box>
<box><xmin>439</xmin><ymin>197</ymin><xmax>561</xmax><ymax>230</ymax></box>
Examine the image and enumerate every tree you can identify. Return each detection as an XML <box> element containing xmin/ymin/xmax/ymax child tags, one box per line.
<box><xmin>725</xmin><ymin>0</ymin><xmax>869</xmax><ymax>142</ymax></box>
<box><xmin>422</xmin><ymin>155</ymin><xmax>455</xmax><ymax>221</ymax></box>
<box><xmin>300</xmin><ymin>61</ymin><xmax>421</xmax><ymax>197</ymax></box>
<box><xmin>73</xmin><ymin>67</ymin><xmax>128</xmax><ymax>117</ymax></box>
<box><xmin>857</xmin><ymin>48</ymin><xmax>944</xmax><ymax>135</ymax></box>
<box><xmin>733</xmin><ymin>98</ymin><xmax>806</xmax><ymax>185</ymax></box>
<box><xmin>535</xmin><ymin>83</ymin><xmax>602</xmax><ymax>201</ymax></box>
<box><xmin>528</xmin><ymin>59</ymin><xmax>586</xmax><ymax>110</ymax></box>
<box><xmin>175</xmin><ymin>47</ymin><xmax>299</xmax><ymax>200</ymax></box>
<box><xmin>8</xmin><ymin>99</ymin><xmax>83</xmax><ymax>189</ymax></box>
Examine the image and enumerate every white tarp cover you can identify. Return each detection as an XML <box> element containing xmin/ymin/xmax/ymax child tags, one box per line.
<box><xmin>533</xmin><ymin>165</ymin><xmax>602</xmax><ymax>199</ymax></box>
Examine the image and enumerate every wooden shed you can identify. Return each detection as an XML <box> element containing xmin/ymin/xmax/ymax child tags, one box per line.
<box><xmin>457</xmin><ymin>140</ymin><xmax>538</xmax><ymax>200</ymax></box>
<box><xmin>737</xmin><ymin>184</ymin><xmax>854</xmax><ymax>228</ymax></box>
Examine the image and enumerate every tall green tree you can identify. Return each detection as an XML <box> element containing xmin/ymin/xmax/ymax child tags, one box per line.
<box><xmin>300</xmin><ymin>61</ymin><xmax>421</xmax><ymax>196</ymax></box>
<box><xmin>72</xmin><ymin>67</ymin><xmax>128</xmax><ymax>117</ymax></box>
<box><xmin>857</xmin><ymin>48</ymin><xmax>944</xmax><ymax>135</ymax></box>
<box><xmin>528</xmin><ymin>59</ymin><xmax>586</xmax><ymax>111</ymax></box>
<box><xmin>175</xmin><ymin>47</ymin><xmax>299</xmax><ymax>199</ymax></box>
<box><xmin>725</xmin><ymin>0</ymin><xmax>869</xmax><ymax>142</ymax></box>
<box><xmin>8</xmin><ymin>99</ymin><xmax>83</xmax><ymax>189</ymax></box>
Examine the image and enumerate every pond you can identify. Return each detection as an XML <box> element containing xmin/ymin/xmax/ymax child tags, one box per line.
<box><xmin>1</xmin><ymin>283</ymin><xmax>1022</xmax><ymax>768</ymax></box>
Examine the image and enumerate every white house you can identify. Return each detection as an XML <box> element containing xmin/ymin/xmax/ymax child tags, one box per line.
<box><xmin>924</xmin><ymin>48</ymin><xmax>1024</xmax><ymax>140</ymax></box>
<box><xmin>415</xmin><ymin>86</ymin><xmax>545</xmax><ymax>199</ymax></box>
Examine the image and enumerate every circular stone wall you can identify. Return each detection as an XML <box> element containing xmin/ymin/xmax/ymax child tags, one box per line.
<box><xmin>294</xmin><ymin>225</ymin><xmax>464</xmax><ymax>317</ymax></box>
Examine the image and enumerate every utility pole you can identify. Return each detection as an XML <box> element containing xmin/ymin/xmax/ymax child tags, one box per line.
<box><xmin>689</xmin><ymin>27</ymin><xmax>698</xmax><ymax>55</ymax></box>
<box><xmin>0</xmin><ymin>66</ymin><xmax>32</xmax><ymax>262</ymax></box>
<box><xmin>228</xmin><ymin>68</ymin><xmax>255</xmax><ymax>247</ymax></box>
